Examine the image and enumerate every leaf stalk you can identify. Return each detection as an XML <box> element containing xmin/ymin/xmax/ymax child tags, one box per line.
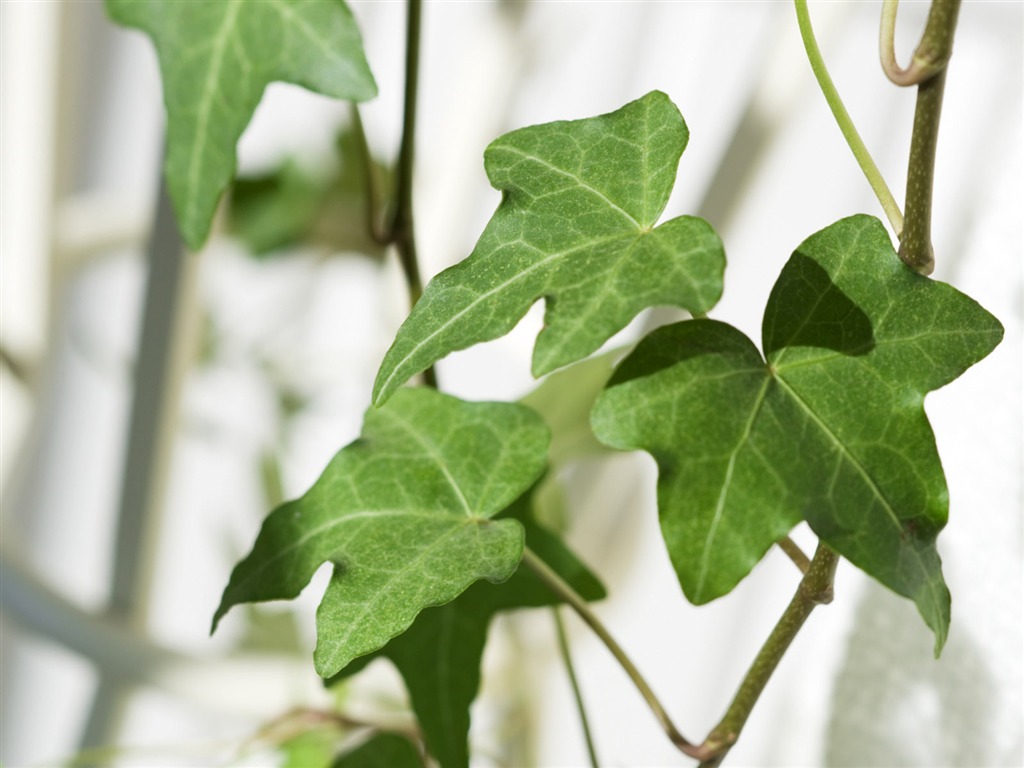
<box><xmin>777</xmin><ymin>536</ymin><xmax>811</xmax><ymax>574</ymax></box>
<box><xmin>553</xmin><ymin>608</ymin><xmax>600</xmax><ymax>768</ymax></box>
<box><xmin>521</xmin><ymin>547</ymin><xmax>704</xmax><ymax>759</ymax></box>
<box><xmin>794</xmin><ymin>0</ymin><xmax>904</xmax><ymax>237</ymax></box>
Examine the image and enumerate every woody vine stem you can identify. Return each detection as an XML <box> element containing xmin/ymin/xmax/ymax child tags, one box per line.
<box><xmin>383</xmin><ymin>0</ymin><xmax>961</xmax><ymax>764</ymax></box>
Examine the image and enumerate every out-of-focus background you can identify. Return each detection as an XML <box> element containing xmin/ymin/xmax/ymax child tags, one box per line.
<box><xmin>2</xmin><ymin>1</ymin><xmax>1021</xmax><ymax>766</ymax></box>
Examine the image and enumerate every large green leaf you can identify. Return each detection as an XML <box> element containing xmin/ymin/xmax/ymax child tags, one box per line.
<box><xmin>373</xmin><ymin>91</ymin><xmax>725</xmax><ymax>405</ymax></box>
<box><xmin>105</xmin><ymin>0</ymin><xmax>377</xmax><ymax>250</ymax></box>
<box><xmin>329</xmin><ymin>494</ymin><xmax>604</xmax><ymax>768</ymax></box>
<box><xmin>592</xmin><ymin>215</ymin><xmax>1002</xmax><ymax>651</ymax></box>
<box><xmin>212</xmin><ymin>388</ymin><xmax>549</xmax><ymax>677</ymax></box>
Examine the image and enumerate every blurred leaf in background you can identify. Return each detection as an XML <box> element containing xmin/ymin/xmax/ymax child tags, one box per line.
<box><xmin>229</xmin><ymin>124</ymin><xmax>390</xmax><ymax>259</ymax></box>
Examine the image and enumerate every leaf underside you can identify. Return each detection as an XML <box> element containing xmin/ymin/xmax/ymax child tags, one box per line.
<box><xmin>105</xmin><ymin>0</ymin><xmax>377</xmax><ymax>250</ymax></box>
<box><xmin>373</xmin><ymin>90</ymin><xmax>725</xmax><ymax>405</ymax></box>
<box><xmin>212</xmin><ymin>388</ymin><xmax>550</xmax><ymax>677</ymax></box>
<box><xmin>329</xmin><ymin>493</ymin><xmax>605</xmax><ymax>768</ymax></box>
<box><xmin>592</xmin><ymin>215</ymin><xmax>1003</xmax><ymax>652</ymax></box>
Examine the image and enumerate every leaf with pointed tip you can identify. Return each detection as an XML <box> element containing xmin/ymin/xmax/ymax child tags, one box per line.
<box><xmin>592</xmin><ymin>215</ymin><xmax>1002</xmax><ymax>652</ymax></box>
<box><xmin>105</xmin><ymin>0</ymin><xmax>377</xmax><ymax>250</ymax></box>
<box><xmin>212</xmin><ymin>388</ymin><xmax>549</xmax><ymax>677</ymax></box>
<box><xmin>373</xmin><ymin>91</ymin><xmax>725</xmax><ymax>405</ymax></box>
<box><xmin>328</xmin><ymin>493</ymin><xmax>604</xmax><ymax>768</ymax></box>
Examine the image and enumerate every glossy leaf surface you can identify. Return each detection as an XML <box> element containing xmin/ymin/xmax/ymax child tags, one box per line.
<box><xmin>330</xmin><ymin>495</ymin><xmax>604</xmax><ymax>768</ymax></box>
<box><xmin>213</xmin><ymin>388</ymin><xmax>549</xmax><ymax>677</ymax></box>
<box><xmin>373</xmin><ymin>91</ymin><xmax>725</xmax><ymax>404</ymax></box>
<box><xmin>592</xmin><ymin>215</ymin><xmax>1003</xmax><ymax>651</ymax></box>
<box><xmin>106</xmin><ymin>0</ymin><xmax>377</xmax><ymax>250</ymax></box>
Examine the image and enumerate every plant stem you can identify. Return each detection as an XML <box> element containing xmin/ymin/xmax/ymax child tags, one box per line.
<box><xmin>350</xmin><ymin>105</ymin><xmax>390</xmax><ymax>246</ymax></box>
<box><xmin>880</xmin><ymin>0</ymin><xmax>953</xmax><ymax>87</ymax></box>
<box><xmin>392</xmin><ymin>0</ymin><xmax>436</xmax><ymax>387</ymax></box>
<box><xmin>794</xmin><ymin>0</ymin><xmax>904</xmax><ymax>237</ymax></box>
<box><xmin>521</xmin><ymin>546</ymin><xmax>703</xmax><ymax>759</ymax></box>
<box><xmin>553</xmin><ymin>608</ymin><xmax>600</xmax><ymax>768</ymax></box>
<box><xmin>897</xmin><ymin>0</ymin><xmax>961</xmax><ymax>275</ymax></box>
<box><xmin>696</xmin><ymin>543</ymin><xmax>840</xmax><ymax>767</ymax></box>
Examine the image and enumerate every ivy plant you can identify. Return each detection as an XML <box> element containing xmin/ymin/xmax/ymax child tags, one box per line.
<box><xmin>107</xmin><ymin>0</ymin><xmax>1002</xmax><ymax>765</ymax></box>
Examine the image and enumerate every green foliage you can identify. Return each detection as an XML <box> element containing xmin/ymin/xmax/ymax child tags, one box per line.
<box><xmin>229</xmin><ymin>124</ymin><xmax>389</xmax><ymax>257</ymax></box>
<box><xmin>592</xmin><ymin>215</ymin><xmax>1003</xmax><ymax>651</ymax></box>
<box><xmin>329</xmin><ymin>494</ymin><xmax>604</xmax><ymax>768</ymax></box>
<box><xmin>212</xmin><ymin>388</ymin><xmax>550</xmax><ymax>677</ymax></box>
<box><xmin>279</xmin><ymin>727</ymin><xmax>337</xmax><ymax>768</ymax></box>
<box><xmin>105</xmin><ymin>0</ymin><xmax>376</xmax><ymax>250</ymax></box>
<box><xmin>373</xmin><ymin>90</ymin><xmax>725</xmax><ymax>405</ymax></box>
<box><xmin>331</xmin><ymin>733</ymin><xmax>421</xmax><ymax>768</ymax></box>
<box><xmin>107</xmin><ymin>0</ymin><xmax>999</xmax><ymax>754</ymax></box>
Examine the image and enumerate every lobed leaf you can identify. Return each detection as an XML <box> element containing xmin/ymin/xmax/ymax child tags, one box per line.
<box><xmin>329</xmin><ymin>493</ymin><xmax>605</xmax><ymax>768</ymax></box>
<box><xmin>592</xmin><ymin>215</ymin><xmax>1003</xmax><ymax>651</ymax></box>
<box><xmin>106</xmin><ymin>0</ymin><xmax>377</xmax><ymax>250</ymax></box>
<box><xmin>373</xmin><ymin>91</ymin><xmax>725</xmax><ymax>405</ymax></box>
<box><xmin>212</xmin><ymin>388</ymin><xmax>549</xmax><ymax>677</ymax></box>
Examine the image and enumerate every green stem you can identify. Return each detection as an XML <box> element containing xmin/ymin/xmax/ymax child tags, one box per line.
<box><xmin>794</xmin><ymin>0</ymin><xmax>904</xmax><ymax>236</ymax></box>
<box><xmin>897</xmin><ymin>0</ymin><xmax>961</xmax><ymax>275</ymax></box>
<box><xmin>350</xmin><ymin>105</ymin><xmax>390</xmax><ymax>246</ymax></box>
<box><xmin>880</xmin><ymin>0</ymin><xmax>953</xmax><ymax>87</ymax></box>
<box><xmin>521</xmin><ymin>547</ymin><xmax>703</xmax><ymax>759</ymax></box>
<box><xmin>777</xmin><ymin>536</ymin><xmax>810</xmax><ymax>574</ymax></box>
<box><xmin>697</xmin><ymin>543</ymin><xmax>840</xmax><ymax>767</ymax></box>
<box><xmin>553</xmin><ymin>608</ymin><xmax>600</xmax><ymax>768</ymax></box>
<box><xmin>392</xmin><ymin>0</ymin><xmax>436</xmax><ymax>387</ymax></box>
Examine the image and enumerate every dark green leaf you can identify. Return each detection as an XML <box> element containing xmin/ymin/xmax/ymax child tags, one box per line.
<box><xmin>592</xmin><ymin>215</ymin><xmax>1002</xmax><ymax>651</ymax></box>
<box><xmin>212</xmin><ymin>388</ymin><xmax>549</xmax><ymax>677</ymax></box>
<box><xmin>331</xmin><ymin>732</ymin><xmax>420</xmax><ymax>768</ymax></box>
<box><xmin>373</xmin><ymin>91</ymin><xmax>725</xmax><ymax>405</ymax></box>
<box><xmin>329</xmin><ymin>493</ymin><xmax>604</xmax><ymax>768</ymax></box>
<box><xmin>105</xmin><ymin>0</ymin><xmax>377</xmax><ymax>250</ymax></box>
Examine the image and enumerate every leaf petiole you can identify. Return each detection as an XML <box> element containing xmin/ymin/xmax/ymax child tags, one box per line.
<box><xmin>521</xmin><ymin>547</ymin><xmax>704</xmax><ymax>759</ymax></box>
<box><xmin>794</xmin><ymin>0</ymin><xmax>904</xmax><ymax>237</ymax></box>
<box><xmin>777</xmin><ymin>536</ymin><xmax>811</xmax><ymax>574</ymax></box>
<box><xmin>553</xmin><ymin>608</ymin><xmax>600</xmax><ymax>768</ymax></box>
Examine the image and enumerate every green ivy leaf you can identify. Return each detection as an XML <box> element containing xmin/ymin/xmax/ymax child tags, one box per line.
<box><xmin>592</xmin><ymin>215</ymin><xmax>1002</xmax><ymax>652</ymax></box>
<box><xmin>328</xmin><ymin>493</ymin><xmax>604</xmax><ymax>768</ymax></box>
<box><xmin>212</xmin><ymin>388</ymin><xmax>549</xmax><ymax>677</ymax></box>
<box><xmin>105</xmin><ymin>0</ymin><xmax>377</xmax><ymax>250</ymax></box>
<box><xmin>373</xmin><ymin>91</ymin><xmax>725</xmax><ymax>405</ymax></box>
<box><xmin>331</xmin><ymin>733</ymin><xmax>420</xmax><ymax>768</ymax></box>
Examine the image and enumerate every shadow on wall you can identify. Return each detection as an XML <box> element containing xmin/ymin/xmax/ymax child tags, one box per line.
<box><xmin>825</xmin><ymin>578</ymin><xmax>1020</xmax><ymax>767</ymax></box>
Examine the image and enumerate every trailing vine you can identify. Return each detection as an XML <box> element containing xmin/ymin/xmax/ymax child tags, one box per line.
<box><xmin>103</xmin><ymin>1</ymin><xmax>1003</xmax><ymax>765</ymax></box>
